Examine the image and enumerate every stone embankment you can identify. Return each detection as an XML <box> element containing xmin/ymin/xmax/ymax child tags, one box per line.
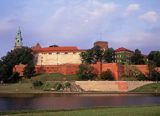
<box><xmin>75</xmin><ymin>81</ymin><xmax>154</xmax><ymax>92</ymax></box>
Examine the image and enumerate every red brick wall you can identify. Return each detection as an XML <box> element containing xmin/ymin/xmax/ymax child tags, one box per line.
<box><xmin>13</xmin><ymin>64</ymin><xmax>80</xmax><ymax>76</ymax></box>
<box><xmin>13</xmin><ymin>64</ymin><xmax>26</xmax><ymax>76</ymax></box>
<box><xmin>132</xmin><ymin>65</ymin><xmax>148</xmax><ymax>75</ymax></box>
<box><xmin>13</xmin><ymin>63</ymin><xmax>160</xmax><ymax>80</ymax></box>
<box><xmin>91</xmin><ymin>62</ymin><xmax>124</xmax><ymax>80</ymax></box>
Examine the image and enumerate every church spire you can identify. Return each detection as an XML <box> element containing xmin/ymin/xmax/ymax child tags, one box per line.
<box><xmin>14</xmin><ymin>27</ymin><xmax>23</xmax><ymax>49</ymax></box>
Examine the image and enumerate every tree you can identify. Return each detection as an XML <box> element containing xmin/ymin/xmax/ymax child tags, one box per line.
<box><xmin>136</xmin><ymin>73</ymin><xmax>147</xmax><ymax>81</ymax></box>
<box><xmin>148</xmin><ymin>51</ymin><xmax>160</xmax><ymax>67</ymax></box>
<box><xmin>147</xmin><ymin>60</ymin><xmax>160</xmax><ymax>82</ymax></box>
<box><xmin>23</xmin><ymin>63</ymin><xmax>35</xmax><ymax>78</ymax></box>
<box><xmin>100</xmin><ymin>70</ymin><xmax>114</xmax><ymax>80</ymax></box>
<box><xmin>80</xmin><ymin>47</ymin><xmax>115</xmax><ymax>64</ymax></box>
<box><xmin>0</xmin><ymin>47</ymin><xmax>35</xmax><ymax>82</ymax></box>
<box><xmin>131</xmin><ymin>49</ymin><xmax>145</xmax><ymax>65</ymax></box>
<box><xmin>77</xmin><ymin>64</ymin><xmax>97</xmax><ymax>80</ymax></box>
<box><xmin>103</xmin><ymin>48</ymin><xmax>115</xmax><ymax>63</ymax></box>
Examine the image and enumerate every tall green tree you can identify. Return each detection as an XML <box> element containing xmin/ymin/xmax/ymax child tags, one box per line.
<box><xmin>23</xmin><ymin>63</ymin><xmax>35</xmax><ymax>78</ymax></box>
<box><xmin>80</xmin><ymin>47</ymin><xmax>115</xmax><ymax>64</ymax></box>
<box><xmin>131</xmin><ymin>49</ymin><xmax>145</xmax><ymax>65</ymax></box>
<box><xmin>0</xmin><ymin>47</ymin><xmax>35</xmax><ymax>82</ymax></box>
<box><xmin>103</xmin><ymin>48</ymin><xmax>115</xmax><ymax>63</ymax></box>
<box><xmin>148</xmin><ymin>51</ymin><xmax>160</xmax><ymax>67</ymax></box>
<box><xmin>77</xmin><ymin>64</ymin><xmax>96</xmax><ymax>80</ymax></box>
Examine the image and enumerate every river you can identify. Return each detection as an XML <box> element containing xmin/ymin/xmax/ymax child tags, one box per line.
<box><xmin>0</xmin><ymin>93</ymin><xmax>160</xmax><ymax>112</ymax></box>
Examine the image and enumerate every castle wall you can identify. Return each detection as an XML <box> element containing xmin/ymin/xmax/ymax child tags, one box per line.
<box><xmin>75</xmin><ymin>81</ymin><xmax>154</xmax><ymax>92</ymax></box>
<box><xmin>13</xmin><ymin>63</ymin><xmax>160</xmax><ymax>80</ymax></box>
<box><xmin>36</xmin><ymin>52</ymin><xmax>81</xmax><ymax>65</ymax></box>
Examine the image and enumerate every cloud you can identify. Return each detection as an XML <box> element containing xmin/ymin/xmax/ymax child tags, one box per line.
<box><xmin>124</xmin><ymin>4</ymin><xmax>140</xmax><ymax>16</ymax></box>
<box><xmin>139</xmin><ymin>11</ymin><xmax>158</xmax><ymax>23</ymax></box>
<box><xmin>36</xmin><ymin>1</ymin><xmax>118</xmax><ymax>46</ymax></box>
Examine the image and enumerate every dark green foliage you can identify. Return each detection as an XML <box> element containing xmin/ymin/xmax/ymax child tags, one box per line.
<box><xmin>148</xmin><ymin>70</ymin><xmax>160</xmax><ymax>81</ymax></box>
<box><xmin>0</xmin><ymin>63</ymin><xmax>9</xmax><ymax>81</ymax></box>
<box><xmin>80</xmin><ymin>47</ymin><xmax>115</xmax><ymax>64</ymax></box>
<box><xmin>131</xmin><ymin>49</ymin><xmax>145</xmax><ymax>65</ymax></box>
<box><xmin>136</xmin><ymin>73</ymin><xmax>147</xmax><ymax>81</ymax></box>
<box><xmin>103</xmin><ymin>48</ymin><xmax>115</xmax><ymax>63</ymax></box>
<box><xmin>33</xmin><ymin>80</ymin><xmax>43</xmax><ymax>88</ymax></box>
<box><xmin>148</xmin><ymin>51</ymin><xmax>160</xmax><ymax>67</ymax></box>
<box><xmin>7</xmin><ymin>72</ymin><xmax>20</xmax><ymax>83</ymax></box>
<box><xmin>77</xmin><ymin>64</ymin><xmax>96</xmax><ymax>80</ymax></box>
<box><xmin>0</xmin><ymin>47</ymin><xmax>35</xmax><ymax>82</ymax></box>
<box><xmin>23</xmin><ymin>63</ymin><xmax>35</xmax><ymax>78</ymax></box>
<box><xmin>100</xmin><ymin>70</ymin><xmax>114</xmax><ymax>80</ymax></box>
<box><xmin>64</xmin><ymin>81</ymin><xmax>71</xmax><ymax>88</ymax></box>
<box><xmin>54</xmin><ymin>82</ymin><xmax>63</xmax><ymax>90</ymax></box>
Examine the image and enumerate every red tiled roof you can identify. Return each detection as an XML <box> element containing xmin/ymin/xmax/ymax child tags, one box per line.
<box><xmin>37</xmin><ymin>46</ymin><xmax>79</xmax><ymax>52</ymax></box>
<box><xmin>115</xmin><ymin>47</ymin><xmax>133</xmax><ymax>52</ymax></box>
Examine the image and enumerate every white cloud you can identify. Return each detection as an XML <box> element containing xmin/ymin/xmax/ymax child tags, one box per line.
<box><xmin>139</xmin><ymin>11</ymin><xmax>158</xmax><ymax>23</ymax></box>
<box><xmin>124</xmin><ymin>4</ymin><xmax>140</xmax><ymax>16</ymax></box>
<box><xmin>88</xmin><ymin>2</ymin><xmax>118</xmax><ymax>17</ymax></box>
<box><xmin>36</xmin><ymin>1</ymin><xmax>118</xmax><ymax>43</ymax></box>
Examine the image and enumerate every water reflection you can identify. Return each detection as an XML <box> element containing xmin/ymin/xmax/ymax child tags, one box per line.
<box><xmin>0</xmin><ymin>94</ymin><xmax>159</xmax><ymax>112</ymax></box>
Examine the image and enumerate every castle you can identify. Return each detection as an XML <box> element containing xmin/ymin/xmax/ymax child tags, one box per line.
<box><xmin>13</xmin><ymin>29</ymin><xmax>151</xmax><ymax>80</ymax></box>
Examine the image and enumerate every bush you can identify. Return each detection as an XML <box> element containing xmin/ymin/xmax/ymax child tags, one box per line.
<box><xmin>136</xmin><ymin>73</ymin><xmax>147</xmax><ymax>81</ymax></box>
<box><xmin>77</xmin><ymin>64</ymin><xmax>97</xmax><ymax>80</ymax></box>
<box><xmin>23</xmin><ymin>63</ymin><xmax>35</xmax><ymax>78</ymax></box>
<box><xmin>64</xmin><ymin>81</ymin><xmax>71</xmax><ymax>88</ymax></box>
<box><xmin>100</xmin><ymin>70</ymin><xmax>114</xmax><ymax>81</ymax></box>
<box><xmin>54</xmin><ymin>82</ymin><xmax>63</xmax><ymax>91</ymax></box>
<box><xmin>33</xmin><ymin>80</ymin><xmax>43</xmax><ymax>88</ymax></box>
<box><xmin>149</xmin><ymin>70</ymin><xmax>160</xmax><ymax>81</ymax></box>
<box><xmin>7</xmin><ymin>72</ymin><xmax>21</xmax><ymax>83</ymax></box>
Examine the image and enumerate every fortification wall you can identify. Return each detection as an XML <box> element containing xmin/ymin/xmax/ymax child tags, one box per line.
<box><xmin>13</xmin><ymin>63</ymin><xmax>160</xmax><ymax>80</ymax></box>
<box><xmin>75</xmin><ymin>81</ymin><xmax>154</xmax><ymax>92</ymax></box>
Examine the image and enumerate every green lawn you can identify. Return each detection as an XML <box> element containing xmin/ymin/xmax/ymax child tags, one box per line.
<box><xmin>3</xmin><ymin>106</ymin><xmax>160</xmax><ymax>116</ymax></box>
<box><xmin>31</xmin><ymin>73</ymin><xmax>78</xmax><ymax>82</ymax></box>
<box><xmin>0</xmin><ymin>83</ymin><xmax>43</xmax><ymax>93</ymax></box>
<box><xmin>131</xmin><ymin>83</ymin><xmax>160</xmax><ymax>93</ymax></box>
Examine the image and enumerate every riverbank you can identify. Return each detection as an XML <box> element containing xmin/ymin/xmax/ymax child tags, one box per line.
<box><xmin>1</xmin><ymin>105</ymin><xmax>160</xmax><ymax>116</ymax></box>
<box><xmin>0</xmin><ymin>82</ymin><xmax>159</xmax><ymax>94</ymax></box>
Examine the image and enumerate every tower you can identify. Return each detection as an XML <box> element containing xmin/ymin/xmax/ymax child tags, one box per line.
<box><xmin>94</xmin><ymin>41</ymin><xmax>108</xmax><ymax>50</ymax></box>
<box><xmin>14</xmin><ymin>27</ymin><xmax>23</xmax><ymax>49</ymax></box>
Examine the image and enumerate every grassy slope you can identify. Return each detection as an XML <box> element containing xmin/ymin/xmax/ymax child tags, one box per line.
<box><xmin>6</xmin><ymin>106</ymin><xmax>160</xmax><ymax>116</ymax></box>
<box><xmin>0</xmin><ymin>73</ymin><xmax>78</xmax><ymax>93</ymax></box>
<box><xmin>31</xmin><ymin>73</ymin><xmax>78</xmax><ymax>82</ymax></box>
<box><xmin>131</xmin><ymin>83</ymin><xmax>160</xmax><ymax>93</ymax></box>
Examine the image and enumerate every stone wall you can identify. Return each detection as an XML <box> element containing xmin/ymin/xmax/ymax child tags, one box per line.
<box><xmin>75</xmin><ymin>81</ymin><xmax>154</xmax><ymax>92</ymax></box>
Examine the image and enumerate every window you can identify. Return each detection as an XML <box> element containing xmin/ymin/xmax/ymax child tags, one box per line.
<box><xmin>57</xmin><ymin>52</ymin><xmax>60</xmax><ymax>54</ymax></box>
<box><xmin>65</xmin><ymin>52</ymin><xmax>68</xmax><ymax>54</ymax></box>
<box><xmin>49</xmin><ymin>53</ymin><xmax>52</xmax><ymax>55</ymax></box>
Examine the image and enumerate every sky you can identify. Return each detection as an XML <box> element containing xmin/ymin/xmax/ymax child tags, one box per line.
<box><xmin>0</xmin><ymin>0</ymin><xmax>160</xmax><ymax>58</ymax></box>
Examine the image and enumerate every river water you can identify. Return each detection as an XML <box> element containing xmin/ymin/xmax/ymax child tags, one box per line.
<box><xmin>0</xmin><ymin>93</ymin><xmax>160</xmax><ymax>112</ymax></box>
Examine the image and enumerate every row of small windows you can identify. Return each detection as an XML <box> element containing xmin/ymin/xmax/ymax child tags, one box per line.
<box><xmin>115</xmin><ymin>55</ymin><xmax>122</xmax><ymax>58</ymax></box>
<box><xmin>41</xmin><ymin>52</ymin><xmax>77</xmax><ymax>55</ymax></box>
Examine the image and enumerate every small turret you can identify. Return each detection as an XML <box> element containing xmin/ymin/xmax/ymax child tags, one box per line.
<box><xmin>14</xmin><ymin>27</ymin><xmax>23</xmax><ymax>49</ymax></box>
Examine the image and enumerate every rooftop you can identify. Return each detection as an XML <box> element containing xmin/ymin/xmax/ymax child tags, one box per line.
<box><xmin>115</xmin><ymin>47</ymin><xmax>133</xmax><ymax>53</ymax></box>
